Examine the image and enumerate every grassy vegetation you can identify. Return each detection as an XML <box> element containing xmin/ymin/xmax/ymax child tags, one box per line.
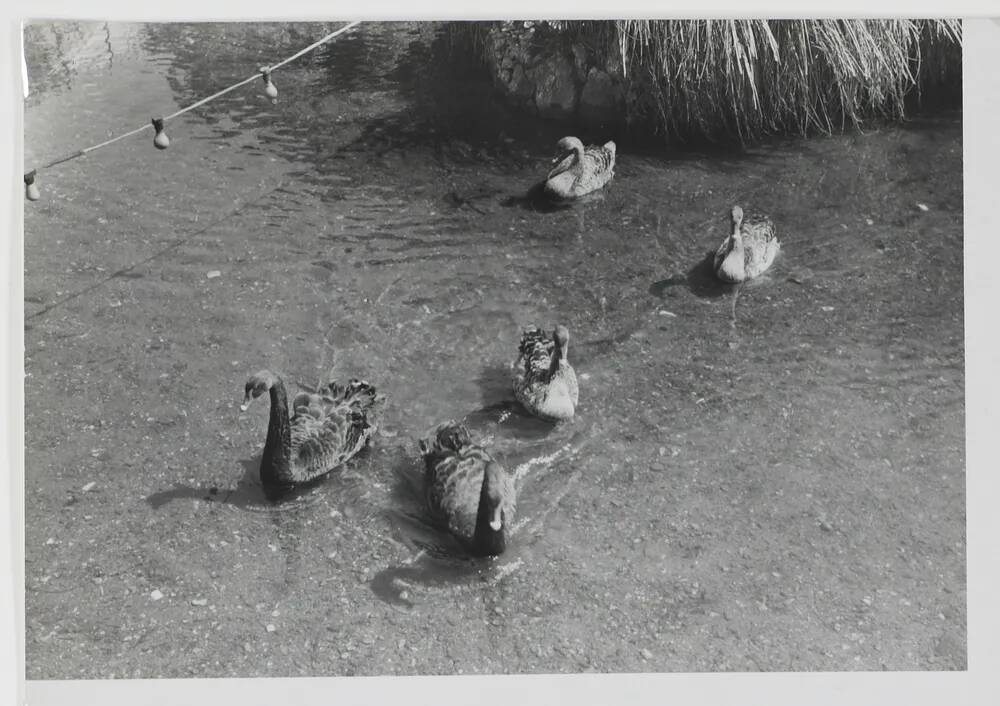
<box><xmin>463</xmin><ymin>19</ymin><xmax>962</xmax><ymax>144</ymax></box>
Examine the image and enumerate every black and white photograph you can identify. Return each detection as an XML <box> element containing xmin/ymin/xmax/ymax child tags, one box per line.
<box><xmin>9</xmin><ymin>3</ymin><xmax>999</xmax><ymax>704</ymax></box>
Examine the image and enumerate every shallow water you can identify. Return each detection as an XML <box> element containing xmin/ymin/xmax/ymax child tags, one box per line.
<box><xmin>23</xmin><ymin>21</ymin><xmax>965</xmax><ymax>678</ymax></box>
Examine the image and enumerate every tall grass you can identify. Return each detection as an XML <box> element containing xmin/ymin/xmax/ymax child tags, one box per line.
<box><xmin>466</xmin><ymin>19</ymin><xmax>961</xmax><ymax>144</ymax></box>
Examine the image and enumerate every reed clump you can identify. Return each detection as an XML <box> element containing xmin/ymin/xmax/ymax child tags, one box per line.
<box><xmin>465</xmin><ymin>19</ymin><xmax>962</xmax><ymax>144</ymax></box>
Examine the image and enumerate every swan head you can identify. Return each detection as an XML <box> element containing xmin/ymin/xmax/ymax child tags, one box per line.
<box><xmin>555</xmin><ymin>136</ymin><xmax>584</xmax><ymax>154</ymax></box>
<box><xmin>241</xmin><ymin>370</ymin><xmax>279</xmax><ymax>411</ymax></box>
<box><xmin>420</xmin><ymin>420</ymin><xmax>471</xmax><ymax>458</ymax></box>
<box><xmin>553</xmin><ymin>324</ymin><xmax>571</xmax><ymax>362</ymax></box>
<box><xmin>547</xmin><ymin>137</ymin><xmax>584</xmax><ymax>181</ymax></box>
<box><xmin>553</xmin><ymin>324</ymin><xmax>570</xmax><ymax>348</ymax></box>
<box><xmin>730</xmin><ymin>205</ymin><xmax>744</xmax><ymax>233</ymax></box>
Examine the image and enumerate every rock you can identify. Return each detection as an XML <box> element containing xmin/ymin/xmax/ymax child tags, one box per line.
<box><xmin>580</xmin><ymin>68</ymin><xmax>624</xmax><ymax>125</ymax></box>
<box><xmin>641</xmin><ymin>648</ymin><xmax>654</xmax><ymax>660</ymax></box>
<box><xmin>508</xmin><ymin>63</ymin><xmax>534</xmax><ymax>101</ymax></box>
<box><xmin>532</xmin><ymin>52</ymin><xmax>578</xmax><ymax>120</ymax></box>
<box><xmin>191</xmin><ymin>598</ymin><xmax>208</xmax><ymax>606</ymax></box>
<box><xmin>150</xmin><ymin>589</ymin><xmax>164</xmax><ymax>601</ymax></box>
<box><xmin>571</xmin><ymin>44</ymin><xmax>589</xmax><ymax>75</ymax></box>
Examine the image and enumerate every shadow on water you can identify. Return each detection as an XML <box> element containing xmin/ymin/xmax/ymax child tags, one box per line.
<box><xmin>500</xmin><ymin>181</ymin><xmax>575</xmax><ymax>214</ymax></box>
<box><xmin>370</xmin><ymin>419</ymin><xmax>590</xmax><ymax>608</ymax></box>
<box><xmin>370</xmin><ymin>451</ymin><xmax>528</xmax><ymax>608</ymax></box>
<box><xmin>370</xmin><ymin>554</ymin><xmax>498</xmax><ymax>609</ymax></box>
<box><xmin>650</xmin><ymin>250</ymin><xmax>736</xmax><ymax>301</ymax></box>
<box><xmin>474</xmin><ymin>361</ymin><xmax>512</xmax><ymax>409</ymax></box>
<box><xmin>145</xmin><ymin>455</ymin><xmax>339</xmax><ymax>512</ymax></box>
<box><xmin>465</xmin><ymin>361</ymin><xmax>567</xmax><ymax>447</ymax></box>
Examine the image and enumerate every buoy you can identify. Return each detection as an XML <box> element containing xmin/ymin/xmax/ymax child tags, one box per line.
<box><xmin>260</xmin><ymin>67</ymin><xmax>278</xmax><ymax>103</ymax></box>
<box><xmin>152</xmin><ymin>117</ymin><xmax>170</xmax><ymax>150</ymax></box>
<box><xmin>24</xmin><ymin>170</ymin><xmax>40</xmax><ymax>201</ymax></box>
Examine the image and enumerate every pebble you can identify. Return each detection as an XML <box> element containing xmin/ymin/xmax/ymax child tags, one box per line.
<box><xmin>641</xmin><ymin>648</ymin><xmax>653</xmax><ymax>660</ymax></box>
<box><xmin>150</xmin><ymin>590</ymin><xmax>164</xmax><ymax>601</ymax></box>
<box><xmin>81</xmin><ymin>481</ymin><xmax>96</xmax><ymax>493</ymax></box>
<box><xmin>206</xmin><ymin>270</ymin><xmax>221</xmax><ymax>279</ymax></box>
<box><xmin>265</xmin><ymin>624</ymin><xmax>276</xmax><ymax>633</ymax></box>
<box><xmin>917</xmin><ymin>203</ymin><xmax>929</xmax><ymax>211</ymax></box>
<box><xmin>191</xmin><ymin>598</ymin><xmax>208</xmax><ymax>606</ymax></box>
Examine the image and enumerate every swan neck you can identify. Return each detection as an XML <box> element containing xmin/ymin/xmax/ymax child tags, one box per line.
<box><xmin>473</xmin><ymin>473</ymin><xmax>506</xmax><ymax>556</ymax></box>
<box><xmin>547</xmin><ymin>338</ymin><xmax>567</xmax><ymax>379</ymax></box>
<box><xmin>260</xmin><ymin>378</ymin><xmax>291</xmax><ymax>488</ymax></box>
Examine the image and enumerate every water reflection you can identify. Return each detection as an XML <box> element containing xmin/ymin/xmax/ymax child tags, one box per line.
<box><xmin>23</xmin><ymin>21</ymin><xmax>118</xmax><ymax>100</ymax></box>
<box><xmin>372</xmin><ymin>428</ymin><xmax>586</xmax><ymax>609</ymax></box>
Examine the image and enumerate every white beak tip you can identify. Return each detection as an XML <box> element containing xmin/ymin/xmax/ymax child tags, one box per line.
<box><xmin>239</xmin><ymin>402</ymin><xmax>250</xmax><ymax>412</ymax></box>
<box><xmin>489</xmin><ymin>519</ymin><xmax>502</xmax><ymax>531</ymax></box>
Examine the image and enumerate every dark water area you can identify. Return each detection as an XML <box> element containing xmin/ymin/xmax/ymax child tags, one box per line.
<box><xmin>23</xmin><ymin>21</ymin><xmax>964</xmax><ymax>678</ymax></box>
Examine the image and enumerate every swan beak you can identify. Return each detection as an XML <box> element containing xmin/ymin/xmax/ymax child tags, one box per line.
<box><xmin>489</xmin><ymin>508</ymin><xmax>503</xmax><ymax>532</ymax></box>
<box><xmin>547</xmin><ymin>151</ymin><xmax>574</xmax><ymax>180</ymax></box>
<box><xmin>239</xmin><ymin>394</ymin><xmax>252</xmax><ymax>412</ymax></box>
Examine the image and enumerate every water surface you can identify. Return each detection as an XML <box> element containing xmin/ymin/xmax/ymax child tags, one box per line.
<box><xmin>23</xmin><ymin>21</ymin><xmax>965</xmax><ymax>678</ymax></box>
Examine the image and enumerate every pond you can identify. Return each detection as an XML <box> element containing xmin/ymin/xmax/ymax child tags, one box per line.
<box><xmin>23</xmin><ymin>21</ymin><xmax>965</xmax><ymax>678</ymax></box>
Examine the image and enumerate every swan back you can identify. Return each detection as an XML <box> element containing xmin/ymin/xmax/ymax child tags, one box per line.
<box><xmin>420</xmin><ymin>420</ymin><xmax>516</xmax><ymax>555</ymax></box>
<box><xmin>544</xmin><ymin>136</ymin><xmax>617</xmax><ymax>200</ymax></box>
<box><xmin>714</xmin><ymin>205</ymin><xmax>780</xmax><ymax>282</ymax></box>
<box><xmin>512</xmin><ymin>325</ymin><xmax>579</xmax><ymax>421</ymax></box>
<box><xmin>242</xmin><ymin>371</ymin><xmax>385</xmax><ymax>495</ymax></box>
<box><xmin>287</xmin><ymin>379</ymin><xmax>384</xmax><ymax>483</ymax></box>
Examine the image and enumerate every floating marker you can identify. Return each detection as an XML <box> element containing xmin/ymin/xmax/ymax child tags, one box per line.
<box><xmin>24</xmin><ymin>170</ymin><xmax>40</xmax><ymax>201</ymax></box>
<box><xmin>152</xmin><ymin>117</ymin><xmax>170</xmax><ymax>150</ymax></box>
<box><xmin>260</xmin><ymin>67</ymin><xmax>278</xmax><ymax>102</ymax></box>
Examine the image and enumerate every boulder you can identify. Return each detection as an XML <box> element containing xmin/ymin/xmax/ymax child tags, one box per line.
<box><xmin>531</xmin><ymin>51</ymin><xmax>579</xmax><ymax>120</ymax></box>
<box><xmin>579</xmin><ymin>67</ymin><xmax>625</xmax><ymax>125</ymax></box>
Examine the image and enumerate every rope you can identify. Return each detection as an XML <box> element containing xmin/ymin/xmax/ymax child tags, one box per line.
<box><xmin>25</xmin><ymin>21</ymin><xmax>362</xmax><ymax>178</ymax></box>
